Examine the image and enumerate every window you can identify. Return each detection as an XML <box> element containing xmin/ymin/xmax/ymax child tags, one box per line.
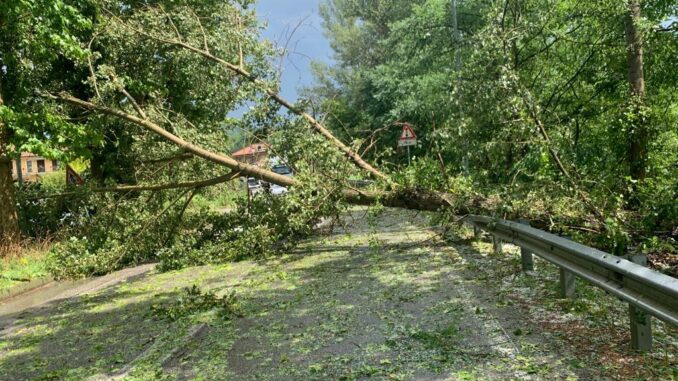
<box><xmin>37</xmin><ymin>160</ymin><xmax>45</xmax><ymax>173</ymax></box>
<box><xmin>52</xmin><ymin>160</ymin><xmax>58</xmax><ymax>171</ymax></box>
<box><xmin>26</xmin><ymin>160</ymin><xmax>33</xmax><ymax>173</ymax></box>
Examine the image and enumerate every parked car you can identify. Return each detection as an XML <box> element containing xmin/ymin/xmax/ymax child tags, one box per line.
<box><xmin>269</xmin><ymin>164</ymin><xmax>293</xmax><ymax>195</ymax></box>
<box><xmin>271</xmin><ymin>164</ymin><xmax>293</xmax><ymax>177</ymax></box>
<box><xmin>247</xmin><ymin>177</ymin><xmax>263</xmax><ymax>197</ymax></box>
<box><xmin>270</xmin><ymin>183</ymin><xmax>288</xmax><ymax>196</ymax></box>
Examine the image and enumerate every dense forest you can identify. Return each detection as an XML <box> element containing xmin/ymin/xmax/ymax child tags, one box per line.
<box><xmin>0</xmin><ymin>0</ymin><xmax>676</xmax><ymax>276</ymax></box>
<box><xmin>309</xmin><ymin>0</ymin><xmax>678</xmax><ymax>255</ymax></box>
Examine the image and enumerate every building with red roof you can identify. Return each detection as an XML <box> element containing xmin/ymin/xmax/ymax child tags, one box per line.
<box><xmin>231</xmin><ymin>143</ymin><xmax>269</xmax><ymax>167</ymax></box>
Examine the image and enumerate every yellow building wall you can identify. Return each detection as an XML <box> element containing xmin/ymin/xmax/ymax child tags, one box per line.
<box><xmin>11</xmin><ymin>156</ymin><xmax>59</xmax><ymax>182</ymax></box>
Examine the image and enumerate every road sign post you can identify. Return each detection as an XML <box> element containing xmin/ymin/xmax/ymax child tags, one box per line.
<box><xmin>397</xmin><ymin>123</ymin><xmax>417</xmax><ymax>165</ymax></box>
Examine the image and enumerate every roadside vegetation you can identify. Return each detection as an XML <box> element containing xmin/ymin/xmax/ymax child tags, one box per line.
<box><xmin>190</xmin><ymin>181</ymin><xmax>244</xmax><ymax>213</ymax></box>
<box><xmin>0</xmin><ymin>245</ymin><xmax>49</xmax><ymax>293</ymax></box>
<box><xmin>310</xmin><ymin>0</ymin><xmax>678</xmax><ymax>266</ymax></box>
<box><xmin>0</xmin><ymin>0</ymin><xmax>674</xmax><ymax>279</ymax></box>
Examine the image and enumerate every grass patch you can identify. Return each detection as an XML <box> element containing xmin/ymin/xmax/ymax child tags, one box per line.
<box><xmin>0</xmin><ymin>245</ymin><xmax>50</xmax><ymax>293</ymax></box>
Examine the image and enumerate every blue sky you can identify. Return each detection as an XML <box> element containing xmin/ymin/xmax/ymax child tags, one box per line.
<box><xmin>256</xmin><ymin>0</ymin><xmax>333</xmax><ymax>101</ymax></box>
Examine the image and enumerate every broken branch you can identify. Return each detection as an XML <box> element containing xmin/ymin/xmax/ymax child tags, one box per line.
<box><xmin>24</xmin><ymin>171</ymin><xmax>241</xmax><ymax>200</ymax></box>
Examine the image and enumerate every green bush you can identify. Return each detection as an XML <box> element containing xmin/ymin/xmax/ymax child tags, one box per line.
<box><xmin>16</xmin><ymin>174</ymin><xmax>86</xmax><ymax>239</ymax></box>
<box><xmin>45</xmin><ymin>120</ymin><xmax>352</xmax><ymax>279</ymax></box>
<box><xmin>46</xmin><ymin>191</ymin><xmax>189</xmax><ymax>278</ymax></box>
<box><xmin>47</xmin><ymin>175</ymin><xmax>346</xmax><ymax>278</ymax></box>
<box><xmin>47</xmin><ymin>237</ymin><xmax>119</xmax><ymax>279</ymax></box>
<box><xmin>636</xmin><ymin>177</ymin><xmax>678</xmax><ymax>232</ymax></box>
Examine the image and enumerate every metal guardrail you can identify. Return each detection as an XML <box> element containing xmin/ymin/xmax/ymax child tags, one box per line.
<box><xmin>464</xmin><ymin>215</ymin><xmax>678</xmax><ymax>351</ymax></box>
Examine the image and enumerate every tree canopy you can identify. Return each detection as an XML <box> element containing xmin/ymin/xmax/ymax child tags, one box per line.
<box><xmin>312</xmin><ymin>0</ymin><xmax>678</xmax><ymax>239</ymax></box>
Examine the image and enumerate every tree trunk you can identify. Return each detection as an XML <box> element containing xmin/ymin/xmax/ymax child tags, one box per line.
<box><xmin>624</xmin><ymin>0</ymin><xmax>647</xmax><ymax>181</ymax></box>
<box><xmin>0</xmin><ymin>158</ymin><xmax>20</xmax><ymax>250</ymax></box>
<box><xmin>0</xmin><ymin>80</ymin><xmax>21</xmax><ymax>252</ymax></box>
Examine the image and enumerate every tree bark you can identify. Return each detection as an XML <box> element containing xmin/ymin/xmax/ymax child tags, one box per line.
<box><xmin>624</xmin><ymin>0</ymin><xmax>647</xmax><ymax>181</ymax></box>
<box><xmin>0</xmin><ymin>79</ymin><xmax>21</xmax><ymax>252</ymax></box>
<box><xmin>0</xmin><ymin>157</ymin><xmax>20</xmax><ymax>251</ymax></box>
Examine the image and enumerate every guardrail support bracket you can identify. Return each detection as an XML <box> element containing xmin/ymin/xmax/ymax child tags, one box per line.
<box><xmin>629</xmin><ymin>305</ymin><xmax>652</xmax><ymax>351</ymax></box>
<box><xmin>559</xmin><ymin>268</ymin><xmax>576</xmax><ymax>298</ymax></box>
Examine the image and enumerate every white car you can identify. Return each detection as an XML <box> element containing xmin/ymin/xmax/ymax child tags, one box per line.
<box><xmin>269</xmin><ymin>164</ymin><xmax>293</xmax><ymax>196</ymax></box>
<box><xmin>270</xmin><ymin>183</ymin><xmax>288</xmax><ymax>196</ymax></box>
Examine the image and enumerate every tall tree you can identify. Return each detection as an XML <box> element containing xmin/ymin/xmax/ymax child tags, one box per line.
<box><xmin>624</xmin><ymin>0</ymin><xmax>647</xmax><ymax>181</ymax></box>
<box><xmin>0</xmin><ymin>77</ymin><xmax>20</xmax><ymax>250</ymax></box>
<box><xmin>0</xmin><ymin>0</ymin><xmax>93</xmax><ymax>250</ymax></box>
<box><xmin>311</xmin><ymin>0</ymin><xmax>677</xmax><ymax>231</ymax></box>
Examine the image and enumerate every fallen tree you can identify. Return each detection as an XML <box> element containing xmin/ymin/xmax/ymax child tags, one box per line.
<box><xmin>10</xmin><ymin>0</ymin><xmax>664</xmax><ymax>289</ymax></box>
<box><xmin>129</xmin><ymin>5</ymin><xmax>611</xmax><ymax>231</ymax></box>
<box><xmin>22</xmin><ymin>5</ymin><xmax>473</xmax><ymax>220</ymax></box>
<box><xmin>47</xmin><ymin>92</ymin><xmax>460</xmax><ymax>213</ymax></box>
<box><xmin>106</xmin><ymin>9</ymin><xmax>391</xmax><ymax>184</ymax></box>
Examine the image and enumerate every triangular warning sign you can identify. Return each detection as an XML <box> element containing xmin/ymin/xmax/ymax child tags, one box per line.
<box><xmin>66</xmin><ymin>165</ymin><xmax>85</xmax><ymax>186</ymax></box>
<box><xmin>400</xmin><ymin>123</ymin><xmax>417</xmax><ymax>140</ymax></box>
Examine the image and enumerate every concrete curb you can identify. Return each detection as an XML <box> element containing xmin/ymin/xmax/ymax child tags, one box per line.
<box><xmin>0</xmin><ymin>277</ymin><xmax>54</xmax><ymax>302</ymax></box>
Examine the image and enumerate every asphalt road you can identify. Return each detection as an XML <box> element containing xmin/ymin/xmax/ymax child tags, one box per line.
<box><xmin>0</xmin><ymin>208</ymin><xmax>596</xmax><ymax>380</ymax></box>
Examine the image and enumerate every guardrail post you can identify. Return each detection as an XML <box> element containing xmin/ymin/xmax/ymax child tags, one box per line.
<box><xmin>559</xmin><ymin>235</ymin><xmax>576</xmax><ymax>298</ymax></box>
<box><xmin>629</xmin><ymin>306</ymin><xmax>652</xmax><ymax>351</ymax></box>
<box><xmin>492</xmin><ymin>236</ymin><xmax>503</xmax><ymax>254</ymax></box>
<box><xmin>559</xmin><ymin>268</ymin><xmax>576</xmax><ymax>298</ymax></box>
<box><xmin>627</xmin><ymin>254</ymin><xmax>652</xmax><ymax>351</ymax></box>
<box><xmin>625</xmin><ymin>253</ymin><xmax>647</xmax><ymax>266</ymax></box>
<box><xmin>518</xmin><ymin>219</ymin><xmax>533</xmax><ymax>271</ymax></box>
